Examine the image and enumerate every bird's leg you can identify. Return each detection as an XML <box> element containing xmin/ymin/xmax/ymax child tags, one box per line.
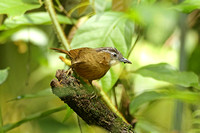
<box><xmin>88</xmin><ymin>80</ymin><xmax>100</xmax><ymax>99</ymax></box>
<box><xmin>65</xmin><ymin>68</ymin><xmax>73</xmax><ymax>76</ymax></box>
<box><xmin>88</xmin><ymin>80</ymin><xmax>93</xmax><ymax>86</ymax></box>
<box><xmin>89</xmin><ymin>80</ymin><xmax>95</xmax><ymax>99</ymax></box>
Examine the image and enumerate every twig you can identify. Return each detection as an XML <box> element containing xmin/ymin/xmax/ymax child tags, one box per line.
<box><xmin>54</xmin><ymin>0</ymin><xmax>76</xmax><ymax>26</ymax></box>
<box><xmin>127</xmin><ymin>29</ymin><xmax>141</xmax><ymax>58</ymax></box>
<box><xmin>77</xmin><ymin>116</ymin><xmax>83</xmax><ymax>133</ymax></box>
<box><xmin>44</xmin><ymin>0</ymin><xmax>71</xmax><ymax>50</ymax></box>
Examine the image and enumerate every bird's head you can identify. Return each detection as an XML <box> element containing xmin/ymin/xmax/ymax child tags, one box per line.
<box><xmin>95</xmin><ymin>47</ymin><xmax>132</xmax><ymax>65</ymax></box>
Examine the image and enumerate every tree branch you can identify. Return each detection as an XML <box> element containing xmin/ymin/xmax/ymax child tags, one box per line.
<box><xmin>50</xmin><ymin>69</ymin><xmax>135</xmax><ymax>133</ymax></box>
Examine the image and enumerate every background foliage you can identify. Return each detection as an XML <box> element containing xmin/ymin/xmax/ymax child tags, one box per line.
<box><xmin>0</xmin><ymin>0</ymin><xmax>200</xmax><ymax>133</ymax></box>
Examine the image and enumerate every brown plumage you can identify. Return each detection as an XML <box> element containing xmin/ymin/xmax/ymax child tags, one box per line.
<box><xmin>51</xmin><ymin>47</ymin><xmax>131</xmax><ymax>81</ymax></box>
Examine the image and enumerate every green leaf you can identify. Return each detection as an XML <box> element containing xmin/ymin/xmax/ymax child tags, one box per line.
<box><xmin>0</xmin><ymin>28</ymin><xmax>21</xmax><ymax>43</ymax></box>
<box><xmin>7</xmin><ymin>88</ymin><xmax>53</xmax><ymax>102</ymax></box>
<box><xmin>0</xmin><ymin>0</ymin><xmax>41</xmax><ymax>17</ymax></box>
<box><xmin>130</xmin><ymin>89</ymin><xmax>200</xmax><ymax>114</ymax></box>
<box><xmin>130</xmin><ymin>91</ymin><xmax>167</xmax><ymax>114</ymax></box>
<box><xmin>0</xmin><ymin>12</ymin><xmax>73</xmax><ymax>30</ymax></box>
<box><xmin>71</xmin><ymin>12</ymin><xmax>134</xmax><ymax>91</ymax></box>
<box><xmin>99</xmin><ymin>64</ymin><xmax>124</xmax><ymax>92</ymax></box>
<box><xmin>135</xmin><ymin>63</ymin><xmax>199</xmax><ymax>88</ymax></box>
<box><xmin>94</xmin><ymin>0</ymin><xmax>112</xmax><ymax>13</ymax></box>
<box><xmin>173</xmin><ymin>0</ymin><xmax>200</xmax><ymax>13</ymax></box>
<box><xmin>0</xmin><ymin>105</ymin><xmax>66</xmax><ymax>132</ymax></box>
<box><xmin>136</xmin><ymin>119</ymin><xmax>165</xmax><ymax>133</ymax></box>
<box><xmin>71</xmin><ymin>12</ymin><xmax>134</xmax><ymax>56</ymax></box>
<box><xmin>128</xmin><ymin>5</ymin><xmax>177</xmax><ymax>45</ymax></box>
<box><xmin>0</xmin><ymin>68</ymin><xmax>9</xmax><ymax>85</ymax></box>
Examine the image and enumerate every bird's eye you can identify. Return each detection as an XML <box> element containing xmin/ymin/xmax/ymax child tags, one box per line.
<box><xmin>113</xmin><ymin>53</ymin><xmax>117</xmax><ymax>57</ymax></box>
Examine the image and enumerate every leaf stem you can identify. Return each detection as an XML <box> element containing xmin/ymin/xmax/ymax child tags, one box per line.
<box><xmin>1</xmin><ymin>105</ymin><xmax>66</xmax><ymax>132</ymax></box>
<box><xmin>99</xmin><ymin>89</ymin><xmax>128</xmax><ymax>124</ymax></box>
<box><xmin>0</xmin><ymin>105</ymin><xmax>4</xmax><ymax>133</ymax></box>
<box><xmin>44</xmin><ymin>0</ymin><xmax>71</xmax><ymax>50</ymax></box>
<box><xmin>127</xmin><ymin>28</ymin><xmax>141</xmax><ymax>58</ymax></box>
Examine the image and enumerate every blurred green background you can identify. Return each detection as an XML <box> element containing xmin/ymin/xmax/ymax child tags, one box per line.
<box><xmin>0</xmin><ymin>0</ymin><xmax>200</xmax><ymax>133</ymax></box>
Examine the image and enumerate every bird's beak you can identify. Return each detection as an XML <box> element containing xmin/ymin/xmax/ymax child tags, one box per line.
<box><xmin>120</xmin><ymin>57</ymin><xmax>132</xmax><ymax>64</ymax></box>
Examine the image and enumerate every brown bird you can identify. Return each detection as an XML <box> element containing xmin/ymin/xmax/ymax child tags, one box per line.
<box><xmin>51</xmin><ymin>47</ymin><xmax>132</xmax><ymax>81</ymax></box>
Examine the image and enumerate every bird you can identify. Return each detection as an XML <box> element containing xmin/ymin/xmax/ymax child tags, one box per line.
<box><xmin>51</xmin><ymin>47</ymin><xmax>132</xmax><ymax>81</ymax></box>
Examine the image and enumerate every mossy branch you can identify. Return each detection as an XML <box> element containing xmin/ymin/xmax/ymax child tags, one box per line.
<box><xmin>50</xmin><ymin>69</ymin><xmax>135</xmax><ymax>133</ymax></box>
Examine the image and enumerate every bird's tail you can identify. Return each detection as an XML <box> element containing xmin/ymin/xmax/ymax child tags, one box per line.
<box><xmin>50</xmin><ymin>48</ymin><xmax>69</xmax><ymax>55</ymax></box>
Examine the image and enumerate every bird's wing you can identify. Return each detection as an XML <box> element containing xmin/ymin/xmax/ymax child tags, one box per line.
<box><xmin>72</xmin><ymin>60</ymin><xmax>85</xmax><ymax>65</ymax></box>
<box><xmin>97</xmin><ymin>52</ymin><xmax>110</xmax><ymax>66</ymax></box>
<box><xmin>69</xmin><ymin>47</ymin><xmax>92</xmax><ymax>59</ymax></box>
<box><xmin>70</xmin><ymin>48</ymin><xmax>93</xmax><ymax>65</ymax></box>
